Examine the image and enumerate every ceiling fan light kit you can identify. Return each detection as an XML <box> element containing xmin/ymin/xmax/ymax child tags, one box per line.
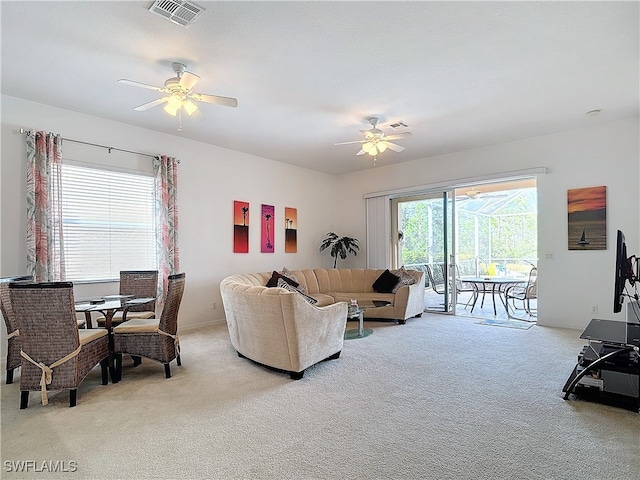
<box><xmin>335</xmin><ymin>117</ymin><xmax>411</xmax><ymax>165</ymax></box>
<box><xmin>119</xmin><ymin>61</ymin><xmax>238</xmax><ymax>131</ymax></box>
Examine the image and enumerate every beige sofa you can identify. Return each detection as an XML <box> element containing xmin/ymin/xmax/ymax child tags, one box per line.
<box><xmin>287</xmin><ymin>268</ymin><xmax>425</xmax><ymax>324</ymax></box>
<box><xmin>219</xmin><ymin>268</ymin><xmax>425</xmax><ymax>379</ymax></box>
<box><xmin>220</xmin><ymin>273</ymin><xmax>347</xmax><ymax>379</ymax></box>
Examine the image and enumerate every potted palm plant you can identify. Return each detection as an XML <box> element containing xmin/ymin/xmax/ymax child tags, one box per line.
<box><xmin>319</xmin><ymin>232</ymin><xmax>360</xmax><ymax>268</ymax></box>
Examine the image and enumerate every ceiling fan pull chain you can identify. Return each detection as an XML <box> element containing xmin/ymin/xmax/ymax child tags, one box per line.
<box><xmin>178</xmin><ymin>109</ymin><xmax>183</xmax><ymax>132</ymax></box>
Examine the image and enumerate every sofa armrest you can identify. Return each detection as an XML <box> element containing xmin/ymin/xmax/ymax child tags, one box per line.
<box><xmin>392</xmin><ymin>272</ymin><xmax>425</xmax><ymax>321</ymax></box>
<box><xmin>281</xmin><ymin>295</ymin><xmax>348</xmax><ymax>372</ymax></box>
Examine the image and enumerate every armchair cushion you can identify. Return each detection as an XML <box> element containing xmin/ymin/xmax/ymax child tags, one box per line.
<box><xmin>78</xmin><ymin>329</ymin><xmax>108</xmax><ymax>345</ymax></box>
<box><xmin>113</xmin><ymin>317</ymin><xmax>159</xmax><ymax>333</ymax></box>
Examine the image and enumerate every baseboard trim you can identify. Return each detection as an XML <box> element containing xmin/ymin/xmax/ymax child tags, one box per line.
<box><xmin>179</xmin><ymin>318</ymin><xmax>226</xmax><ymax>332</ymax></box>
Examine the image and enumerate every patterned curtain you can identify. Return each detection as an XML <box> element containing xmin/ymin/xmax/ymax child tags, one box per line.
<box><xmin>25</xmin><ymin>131</ymin><xmax>66</xmax><ymax>282</ymax></box>
<box><xmin>154</xmin><ymin>155</ymin><xmax>180</xmax><ymax>304</ymax></box>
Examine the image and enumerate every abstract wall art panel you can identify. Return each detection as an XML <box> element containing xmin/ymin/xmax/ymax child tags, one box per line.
<box><xmin>233</xmin><ymin>201</ymin><xmax>249</xmax><ymax>253</ymax></box>
<box><xmin>284</xmin><ymin>207</ymin><xmax>297</xmax><ymax>253</ymax></box>
<box><xmin>261</xmin><ymin>204</ymin><xmax>275</xmax><ymax>253</ymax></box>
<box><xmin>567</xmin><ymin>186</ymin><xmax>606</xmax><ymax>250</ymax></box>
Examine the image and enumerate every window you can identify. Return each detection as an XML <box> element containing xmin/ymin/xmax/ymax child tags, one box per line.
<box><xmin>60</xmin><ymin>163</ymin><xmax>157</xmax><ymax>282</ymax></box>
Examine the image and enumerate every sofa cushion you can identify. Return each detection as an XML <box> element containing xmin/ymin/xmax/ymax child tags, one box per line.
<box><xmin>281</xmin><ymin>267</ymin><xmax>307</xmax><ymax>293</ymax></box>
<box><xmin>331</xmin><ymin>293</ymin><xmax>395</xmax><ymax>304</ymax></box>
<box><xmin>391</xmin><ymin>266</ymin><xmax>417</xmax><ymax>293</ymax></box>
<box><xmin>266</xmin><ymin>271</ymin><xmax>299</xmax><ymax>289</ymax></box>
<box><xmin>308</xmin><ymin>293</ymin><xmax>336</xmax><ymax>307</ymax></box>
<box><xmin>277</xmin><ymin>278</ymin><xmax>317</xmax><ymax>305</ymax></box>
<box><xmin>372</xmin><ymin>269</ymin><xmax>400</xmax><ymax>293</ymax></box>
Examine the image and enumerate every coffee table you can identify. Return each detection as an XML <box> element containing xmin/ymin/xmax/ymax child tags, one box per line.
<box><xmin>344</xmin><ymin>300</ymin><xmax>392</xmax><ymax>340</ymax></box>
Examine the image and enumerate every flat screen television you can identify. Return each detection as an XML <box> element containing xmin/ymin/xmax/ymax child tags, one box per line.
<box><xmin>613</xmin><ymin>229</ymin><xmax>638</xmax><ymax>313</ymax></box>
<box><xmin>613</xmin><ymin>230</ymin><xmax>628</xmax><ymax>313</ymax></box>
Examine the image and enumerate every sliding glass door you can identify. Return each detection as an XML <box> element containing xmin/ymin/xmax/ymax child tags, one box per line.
<box><xmin>390</xmin><ymin>177</ymin><xmax>538</xmax><ymax>319</ymax></box>
<box><xmin>392</xmin><ymin>189</ymin><xmax>456</xmax><ymax>314</ymax></box>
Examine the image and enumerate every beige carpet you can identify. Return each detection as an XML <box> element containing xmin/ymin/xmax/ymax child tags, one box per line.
<box><xmin>1</xmin><ymin>314</ymin><xmax>639</xmax><ymax>480</ymax></box>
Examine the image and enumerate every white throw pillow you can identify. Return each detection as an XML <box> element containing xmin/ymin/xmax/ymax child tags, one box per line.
<box><xmin>277</xmin><ymin>278</ymin><xmax>317</xmax><ymax>305</ymax></box>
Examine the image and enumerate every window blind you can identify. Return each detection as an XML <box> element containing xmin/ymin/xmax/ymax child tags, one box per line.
<box><xmin>60</xmin><ymin>164</ymin><xmax>157</xmax><ymax>282</ymax></box>
<box><xmin>366</xmin><ymin>195</ymin><xmax>391</xmax><ymax>269</ymax></box>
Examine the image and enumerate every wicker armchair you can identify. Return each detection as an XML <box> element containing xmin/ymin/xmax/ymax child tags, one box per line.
<box><xmin>113</xmin><ymin>273</ymin><xmax>185</xmax><ymax>379</ymax></box>
<box><xmin>1</xmin><ymin>275</ymin><xmax>34</xmax><ymax>384</ymax></box>
<box><xmin>95</xmin><ymin>270</ymin><xmax>158</xmax><ymax>328</ymax></box>
<box><xmin>9</xmin><ymin>282</ymin><xmax>110</xmax><ymax>408</ymax></box>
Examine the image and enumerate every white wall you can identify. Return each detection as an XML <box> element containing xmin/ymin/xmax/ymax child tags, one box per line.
<box><xmin>334</xmin><ymin>118</ymin><xmax>640</xmax><ymax>330</ymax></box>
<box><xmin>2</xmin><ymin>93</ymin><xmax>638</xmax><ymax>344</ymax></box>
<box><xmin>1</xmin><ymin>95</ymin><xmax>339</xmax><ymax>350</ymax></box>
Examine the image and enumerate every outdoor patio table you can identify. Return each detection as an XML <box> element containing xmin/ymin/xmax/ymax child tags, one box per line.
<box><xmin>459</xmin><ymin>277</ymin><xmax>526</xmax><ymax>316</ymax></box>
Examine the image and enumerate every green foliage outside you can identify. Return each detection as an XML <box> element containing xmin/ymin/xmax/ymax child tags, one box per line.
<box><xmin>399</xmin><ymin>200</ymin><xmax>446</xmax><ymax>265</ymax></box>
<box><xmin>398</xmin><ymin>189</ymin><xmax>537</xmax><ymax>272</ymax></box>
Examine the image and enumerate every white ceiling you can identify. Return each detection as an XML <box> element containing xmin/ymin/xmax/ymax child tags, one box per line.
<box><xmin>2</xmin><ymin>1</ymin><xmax>638</xmax><ymax>175</ymax></box>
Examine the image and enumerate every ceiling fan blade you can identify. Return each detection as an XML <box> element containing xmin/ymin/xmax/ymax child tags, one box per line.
<box><xmin>179</xmin><ymin>71</ymin><xmax>200</xmax><ymax>91</ymax></box>
<box><xmin>118</xmin><ymin>79</ymin><xmax>165</xmax><ymax>92</ymax></box>
<box><xmin>384</xmin><ymin>142</ymin><xmax>405</xmax><ymax>152</ymax></box>
<box><xmin>191</xmin><ymin>93</ymin><xmax>238</xmax><ymax>108</ymax></box>
<box><xmin>133</xmin><ymin>97</ymin><xmax>168</xmax><ymax>111</ymax></box>
<box><xmin>356</xmin><ymin>149</ymin><xmax>366</xmax><ymax>156</ymax></box>
<box><xmin>384</xmin><ymin>132</ymin><xmax>412</xmax><ymax>141</ymax></box>
<box><xmin>334</xmin><ymin>140</ymin><xmax>365</xmax><ymax>146</ymax></box>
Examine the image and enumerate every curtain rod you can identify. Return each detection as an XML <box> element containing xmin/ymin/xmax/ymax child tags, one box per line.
<box><xmin>18</xmin><ymin>128</ymin><xmax>172</xmax><ymax>162</ymax></box>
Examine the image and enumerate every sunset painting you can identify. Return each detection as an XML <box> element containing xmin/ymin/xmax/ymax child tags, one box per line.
<box><xmin>261</xmin><ymin>204</ymin><xmax>275</xmax><ymax>253</ymax></box>
<box><xmin>233</xmin><ymin>201</ymin><xmax>249</xmax><ymax>253</ymax></box>
<box><xmin>567</xmin><ymin>186</ymin><xmax>606</xmax><ymax>250</ymax></box>
<box><xmin>284</xmin><ymin>207</ymin><xmax>297</xmax><ymax>253</ymax></box>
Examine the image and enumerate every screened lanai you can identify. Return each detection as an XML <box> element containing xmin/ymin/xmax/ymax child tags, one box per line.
<box><xmin>455</xmin><ymin>186</ymin><xmax>537</xmax><ymax>277</ymax></box>
<box><xmin>396</xmin><ymin>180</ymin><xmax>537</xmax><ymax>318</ymax></box>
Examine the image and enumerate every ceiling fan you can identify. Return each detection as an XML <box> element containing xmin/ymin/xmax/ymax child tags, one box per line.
<box><xmin>118</xmin><ymin>62</ymin><xmax>238</xmax><ymax>120</ymax></box>
<box><xmin>334</xmin><ymin>117</ymin><xmax>411</xmax><ymax>159</ymax></box>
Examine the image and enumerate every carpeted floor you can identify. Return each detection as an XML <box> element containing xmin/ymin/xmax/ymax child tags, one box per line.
<box><xmin>1</xmin><ymin>313</ymin><xmax>638</xmax><ymax>480</ymax></box>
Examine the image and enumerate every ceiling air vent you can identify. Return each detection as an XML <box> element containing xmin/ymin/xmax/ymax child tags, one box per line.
<box><xmin>149</xmin><ymin>0</ymin><xmax>205</xmax><ymax>27</ymax></box>
<box><xmin>389</xmin><ymin>121</ymin><xmax>410</xmax><ymax>130</ymax></box>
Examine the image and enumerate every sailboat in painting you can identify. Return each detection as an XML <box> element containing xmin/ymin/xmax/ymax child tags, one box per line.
<box><xmin>577</xmin><ymin>227</ymin><xmax>590</xmax><ymax>246</ymax></box>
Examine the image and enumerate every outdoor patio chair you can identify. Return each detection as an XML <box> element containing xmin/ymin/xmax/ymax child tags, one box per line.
<box><xmin>454</xmin><ymin>266</ymin><xmax>477</xmax><ymax>309</ymax></box>
<box><xmin>9</xmin><ymin>281</ymin><xmax>109</xmax><ymax>408</ymax></box>
<box><xmin>505</xmin><ymin>267</ymin><xmax>537</xmax><ymax>318</ymax></box>
<box><xmin>113</xmin><ymin>273</ymin><xmax>185</xmax><ymax>379</ymax></box>
<box><xmin>425</xmin><ymin>264</ymin><xmax>446</xmax><ymax>295</ymax></box>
